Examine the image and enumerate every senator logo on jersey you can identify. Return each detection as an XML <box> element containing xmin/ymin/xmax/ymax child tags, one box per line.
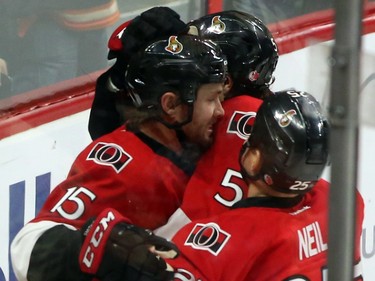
<box><xmin>87</xmin><ymin>142</ymin><xmax>133</xmax><ymax>173</ymax></box>
<box><xmin>185</xmin><ymin>222</ymin><xmax>231</xmax><ymax>256</ymax></box>
<box><xmin>227</xmin><ymin>111</ymin><xmax>257</xmax><ymax>140</ymax></box>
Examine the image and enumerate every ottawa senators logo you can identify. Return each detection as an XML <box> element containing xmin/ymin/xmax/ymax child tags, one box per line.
<box><xmin>209</xmin><ymin>16</ymin><xmax>226</xmax><ymax>34</ymax></box>
<box><xmin>87</xmin><ymin>142</ymin><xmax>133</xmax><ymax>173</ymax></box>
<box><xmin>165</xmin><ymin>36</ymin><xmax>183</xmax><ymax>54</ymax></box>
<box><xmin>185</xmin><ymin>222</ymin><xmax>231</xmax><ymax>256</ymax></box>
<box><xmin>279</xmin><ymin>109</ymin><xmax>297</xmax><ymax>127</ymax></box>
<box><xmin>227</xmin><ymin>111</ymin><xmax>257</xmax><ymax>140</ymax></box>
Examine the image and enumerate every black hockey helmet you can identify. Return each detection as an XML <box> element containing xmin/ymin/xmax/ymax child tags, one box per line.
<box><xmin>188</xmin><ymin>10</ymin><xmax>279</xmax><ymax>97</ymax></box>
<box><xmin>241</xmin><ymin>90</ymin><xmax>329</xmax><ymax>194</ymax></box>
<box><xmin>125</xmin><ymin>34</ymin><xmax>227</xmax><ymax>110</ymax></box>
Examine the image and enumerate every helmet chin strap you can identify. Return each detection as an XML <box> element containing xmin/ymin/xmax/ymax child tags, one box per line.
<box><xmin>156</xmin><ymin>102</ymin><xmax>203</xmax><ymax>165</ymax></box>
<box><xmin>156</xmin><ymin>101</ymin><xmax>194</xmax><ymax>144</ymax></box>
<box><xmin>157</xmin><ymin>103</ymin><xmax>193</xmax><ymax>129</ymax></box>
<box><xmin>156</xmin><ymin>118</ymin><xmax>189</xmax><ymax>148</ymax></box>
<box><xmin>161</xmin><ymin>101</ymin><xmax>204</xmax><ymax>165</ymax></box>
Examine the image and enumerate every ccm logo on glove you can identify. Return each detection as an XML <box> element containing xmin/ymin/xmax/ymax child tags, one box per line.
<box><xmin>79</xmin><ymin>208</ymin><xmax>130</xmax><ymax>274</ymax></box>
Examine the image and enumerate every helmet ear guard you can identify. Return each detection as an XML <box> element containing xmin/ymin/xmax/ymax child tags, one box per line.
<box><xmin>240</xmin><ymin>90</ymin><xmax>330</xmax><ymax>194</ymax></box>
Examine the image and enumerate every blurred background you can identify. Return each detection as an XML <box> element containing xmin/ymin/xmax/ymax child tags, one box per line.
<box><xmin>0</xmin><ymin>0</ymin><xmax>341</xmax><ymax>99</ymax></box>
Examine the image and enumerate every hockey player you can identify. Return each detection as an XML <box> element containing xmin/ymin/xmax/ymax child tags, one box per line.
<box><xmin>88</xmin><ymin>7</ymin><xmax>189</xmax><ymax>140</ymax></box>
<box><xmin>155</xmin><ymin>10</ymin><xmax>280</xmax><ymax>238</ymax></box>
<box><xmin>87</xmin><ymin>9</ymin><xmax>281</xmax><ymax>239</ymax></box>
<box><xmin>10</xmin><ymin>35</ymin><xmax>227</xmax><ymax>281</ymax></box>
<box><xmin>165</xmin><ymin>91</ymin><xmax>364</xmax><ymax>281</ymax></box>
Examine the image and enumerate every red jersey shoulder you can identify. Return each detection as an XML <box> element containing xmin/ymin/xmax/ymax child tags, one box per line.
<box><xmin>86</xmin><ymin>141</ymin><xmax>133</xmax><ymax>173</ymax></box>
<box><xmin>72</xmin><ymin>128</ymin><xmax>153</xmax><ymax>175</ymax></box>
<box><xmin>33</xmin><ymin>127</ymin><xmax>189</xmax><ymax>229</ymax></box>
<box><xmin>173</xmin><ymin>200</ymin><xmax>329</xmax><ymax>281</ymax></box>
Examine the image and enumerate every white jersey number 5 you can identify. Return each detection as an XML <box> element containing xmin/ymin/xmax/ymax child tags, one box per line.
<box><xmin>214</xmin><ymin>169</ymin><xmax>244</xmax><ymax>207</ymax></box>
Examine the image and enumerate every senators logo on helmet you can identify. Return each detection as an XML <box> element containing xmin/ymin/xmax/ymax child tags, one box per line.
<box><xmin>165</xmin><ymin>36</ymin><xmax>183</xmax><ymax>54</ymax></box>
<box><xmin>279</xmin><ymin>109</ymin><xmax>297</xmax><ymax>127</ymax></box>
<box><xmin>209</xmin><ymin>16</ymin><xmax>226</xmax><ymax>34</ymax></box>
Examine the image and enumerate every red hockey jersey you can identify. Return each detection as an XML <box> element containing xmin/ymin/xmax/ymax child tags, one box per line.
<box><xmin>182</xmin><ymin>95</ymin><xmax>262</xmax><ymax>218</ymax></box>
<box><xmin>169</xmin><ymin>180</ymin><xmax>364</xmax><ymax>281</ymax></box>
<box><xmin>11</xmin><ymin>126</ymin><xmax>193</xmax><ymax>280</ymax></box>
<box><xmin>155</xmin><ymin>95</ymin><xmax>262</xmax><ymax>238</ymax></box>
<box><xmin>32</xmin><ymin>126</ymin><xmax>191</xmax><ymax>229</ymax></box>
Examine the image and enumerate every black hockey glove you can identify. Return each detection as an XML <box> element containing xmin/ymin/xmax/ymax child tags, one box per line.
<box><xmin>79</xmin><ymin>208</ymin><xmax>179</xmax><ymax>281</ymax></box>
<box><xmin>89</xmin><ymin>7</ymin><xmax>189</xmax><ymax>140</ymax></box>
<box><xmin>106</xmin><ymin>6</ymin><xmax>188</xmax><ymax>92</ymax></box>
<box><xmin>120</xmin><ymin>6</ymin><xmax>189</xmax><ymax>58</ymax></box>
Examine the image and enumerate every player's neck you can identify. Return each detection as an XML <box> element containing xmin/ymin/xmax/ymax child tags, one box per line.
<box><xmin>140</xmin><ymin>121</ymin><xmax>184</xmax><ymax>155</ymax></box>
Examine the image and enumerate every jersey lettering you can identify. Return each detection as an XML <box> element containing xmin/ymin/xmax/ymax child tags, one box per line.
<box><xmin>214</xmin><ymin>169</ymin><xmax>244</xmax><ymax>207</ymax></box>
<box><xmin>87</xmin><ymin>142</ymin><xmax>133</xmax><ymax>173</ymax></box>
<box><xmin>286</xmin><ymin>90</ymin><xmax>309</xmax><ymax>98</ymax></box>
<box><xmin>50</xmin><ymin>187</ymin><xmax>96</xmax><ymax>220</ymax></box>
<box><xmin>298</xmin><ymin>221</ymin><xmax>327</xmax><ymax>260</ymax></box>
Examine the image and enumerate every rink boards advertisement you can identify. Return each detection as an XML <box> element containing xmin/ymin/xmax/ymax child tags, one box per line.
<box><xmin>1</xmin><ymin>29</ymin><xmax>375</xmax><ymax>281</ymax></box>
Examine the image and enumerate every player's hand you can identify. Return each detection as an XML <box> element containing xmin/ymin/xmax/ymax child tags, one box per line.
<box><xmin>79</xmin><ymin>208</ymin><xmax>179</xmax><ymax>281</ymax></box>
<box><xmin>106</xmin><ymin>7</ymin><xmax>188</xmax><ymax>92</ymax></box>
<box><xmin>109</xmin><ymin>6</ymin><xmax>188</xmax><ymax>60</ymax></box>
<box><xmin>124</xmin><ymin>6</ymin><xmax>188</xmax><ymax>51</ymax></box>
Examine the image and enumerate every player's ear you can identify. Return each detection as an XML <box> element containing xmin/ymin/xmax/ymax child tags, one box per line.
<box><xmin>223</xmin><ymin>75</ymin><xmax>233</xmax><ymax>98</ymax></box>
<box><xmin>160</xmin><ymin>92</ymin><xmax>179</xmax><ymax>113</ymax></box>
<box><xmin>242</xmin><ymin>148</ymin><xmax>262</xmax><ymax>176</ymax></box>
<box><xmin>160</xmin><ymin>91</ymin><xmax>185</xmax><ymax>123</ymax></box>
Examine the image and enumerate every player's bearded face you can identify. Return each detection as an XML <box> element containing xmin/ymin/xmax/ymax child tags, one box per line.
<box><xmin>182</xmin><ymin>83</ymin><xmax>225</xmax><ymax>149</ymax></box>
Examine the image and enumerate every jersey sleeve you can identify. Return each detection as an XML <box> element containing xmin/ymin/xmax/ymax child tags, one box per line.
<box><xmin>10</xmin><ymin>221</ymin><xmax>84</xmax><ymax>281</ymax></box>
<box><xmin>11</xmin><ymin>129</ymin><xmax>189</xmax><ymax>281</ymax></box>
